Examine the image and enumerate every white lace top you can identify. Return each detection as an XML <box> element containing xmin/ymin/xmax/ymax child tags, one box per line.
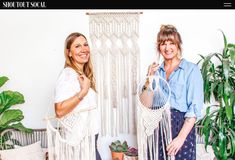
<box><xmin>54</xmin><ymin>67</ymin><xmax>100</xmax><ymax>142</ymax></box>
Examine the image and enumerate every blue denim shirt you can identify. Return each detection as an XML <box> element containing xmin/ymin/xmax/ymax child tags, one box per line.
<box><xmin>156</xmin><ymin>58</ymin><xmax>204</xmax><ymax>118</ymax></box>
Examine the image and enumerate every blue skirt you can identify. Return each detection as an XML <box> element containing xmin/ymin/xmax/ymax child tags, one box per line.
<box><xmin>148</xmin><ymin>109</ymin><xmax>196</xmax><ymax>160</ymax></box>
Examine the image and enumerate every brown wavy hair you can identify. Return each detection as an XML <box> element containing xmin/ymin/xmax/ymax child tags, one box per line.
<box><xmin>157</xmin><ymin>24</ymin><xmax>182</xmax><ymax>58</ymax></box>
<box><xmin>64</xmin><ymin>32</ymin><xmax>96</xmax><ymax>91</ymax></box>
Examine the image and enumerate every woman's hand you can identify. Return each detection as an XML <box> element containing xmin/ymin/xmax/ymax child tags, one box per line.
<box><xmin>78</xmin><ymin>74</ymin><xmax>90</xmax><ymax>98</ymax></box>
<box><xmin>144</xmin><ymin>62</ymin><xmax>159</xmax><ymax>88</ymax></box>
<box><xmin>147</xmin><ymin>62</ymin><xmax>159</xmax><ymax>76</ymax></box>
<box><xmin>142</xmin><ymin>62</ymin><xmax>159</xmax><ymax>90</ymax></box>
<box><xmin>167</xmin><ymin>117</ymin><xmax>196</xmax><ymax>156</ymax></box>
<box><xmin>166</xmin><ymin>136</ymin><xmax>185</xmax><ymax>156</ymax></box>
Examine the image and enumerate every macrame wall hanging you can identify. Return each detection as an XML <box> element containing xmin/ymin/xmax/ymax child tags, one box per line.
<box><xmin>87</xmin><ymin>12</ymin><xmax>142</xmax><ymax>136</ymax></box>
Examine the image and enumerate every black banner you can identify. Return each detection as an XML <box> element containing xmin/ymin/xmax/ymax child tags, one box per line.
<box><xmin>0</xmin><ymin>0</ymin><xmax>234</xmax><ymax>9</ymax></box>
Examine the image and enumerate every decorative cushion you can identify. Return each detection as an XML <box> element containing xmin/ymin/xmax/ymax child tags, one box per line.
<box><xmin>0</xmin><ymin>141</ymin><xmax>44</xmax><ymax>160</ymax></box>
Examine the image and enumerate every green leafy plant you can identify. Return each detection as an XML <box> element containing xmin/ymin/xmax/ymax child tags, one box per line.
<box><xmin>196</xmin><ymin>30</ymin><xmax>235</xmax><ymax>160</ymax></box>
<box><xmin>0</xmin><ymin>76</ymin><xmax>32</xmax><ymax>150</ymax></box>
<box><xmin>109</xmin><ymin>140</ymin><xmax>128</xmax><ymax>152</ymax></box>
<box><xmin>124</xmin><ymin>147</ymin><xmax>138</xmax><ymax>157</ymax></box>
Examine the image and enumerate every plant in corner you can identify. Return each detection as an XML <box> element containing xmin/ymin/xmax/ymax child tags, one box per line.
<box><xmin>196</xmin><ymin>30</ymin><xmax>235</xmax><ymax>160</ymax></box>
<box><xmin>124</xmin><ymin>147</ymin><xmax>138</xmax><ymax>160</ymax></box>
<box><xmin>109</xmin><ymin>140</ymin><xmax>128</xmax><ymax>160</ymax></box>
<box><xmin>0</xmin><ymin>75</ymin><xmax>32</xmax><ymax>150</ymax></box>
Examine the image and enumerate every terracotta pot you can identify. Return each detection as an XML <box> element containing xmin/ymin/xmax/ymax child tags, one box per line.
<box><xmin>123</xmin><ymin>154</ymin><xmax>138</xmax><ymax>160</ymax></box>
<box><xmin>111</xmin><ymin>151</ymin><xmax>124</xmax><ymax>160</ymax></box>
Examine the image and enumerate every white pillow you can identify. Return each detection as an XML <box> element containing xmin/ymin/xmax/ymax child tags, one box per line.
<box><xmin>0</xmin><ymin>141</ymin><xmax>44</xmax><ymax>160</ymax></box>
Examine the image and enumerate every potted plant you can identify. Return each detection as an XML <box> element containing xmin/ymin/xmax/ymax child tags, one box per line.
<box><xmin>109</xmin><ymin>140</ymin><xmax>128</xmax><ymax>160</ymax></box>
<box><xmin>0</xmin><ymin>76</ymin><xmax>32</xmax><ymax>150</ymax></box>
<box><xmin>124</xmin><ymin>147</ymin><xmax>138</xmax><ymax>160</ymax></box>
<box><xmin>196</xmin><ymin>30</ymin><xmax>235</xmax><ymax>160</ymax></box>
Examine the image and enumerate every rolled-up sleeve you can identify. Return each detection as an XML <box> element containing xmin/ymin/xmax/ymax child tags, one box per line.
<box><xmin>185</xmin><ymin>65</ymin><xmax>204</xmax><ymax>119</ymax></box>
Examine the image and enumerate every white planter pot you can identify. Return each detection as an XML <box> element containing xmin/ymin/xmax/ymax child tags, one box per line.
<box><xmin>123</xmin><ymin>154</ymin><xmax>138</xmax><ymax>160</ymax></box>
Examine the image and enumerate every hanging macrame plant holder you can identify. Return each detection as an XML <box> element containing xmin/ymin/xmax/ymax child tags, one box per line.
<box><xmin>45</xmin><ymin>107</ymin><xmax>97</xmax><ymax>160</ymax></box>
<box><xmin>137</xmin><ymin>75</ymin><xmax>175</xmax><ymax>160</ymax></box>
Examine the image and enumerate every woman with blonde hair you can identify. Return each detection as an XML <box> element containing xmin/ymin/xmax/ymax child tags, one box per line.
<box><xmin>54</xmin><ymin>32</ymin><xmax>101</xmax><ymax>160</ymax></box>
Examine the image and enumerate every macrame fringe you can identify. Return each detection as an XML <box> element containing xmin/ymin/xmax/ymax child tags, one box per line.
<box><xmin>137</xmin><ymin>97</ymin><xmax>175</xmax><ymax>160</ymax></box>
<box><xmin>88</xmin><ymin>12</ymin><xmax>141</xmax><ymax>136</ymax></box>
<box><xmin>46</xmin><ymin>119</ymin><xmax>96</xmax><ymax>160</ymax></box>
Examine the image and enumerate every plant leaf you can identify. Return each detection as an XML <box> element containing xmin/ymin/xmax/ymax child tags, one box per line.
<box><xmin>0</xmin><ymin>109</ymin><xmax>24</xmax><ymax>127</ymax></box>
<box><xmin>224</xmin><ymin>90</ymin><xmax>233</xmax><ymax>122</ymax></box>
<box><xmin>9</xmin><ymin>122</ymin><xmax>32</xmax><ymax>133</ymax></box>
<box><xmin>212</xmin><ymin>143</ymin><xmax>220</xmax><ymax>159</ymax></box>
<box><xmin>0</xmin><ymin>90</ymin><xmax>25</xmax><ymax>114</ymax></box>
<box><xmin>219</xmin><ymin>29</ymin><xmax>228</xmax><ymax>57</ymax></box>
<box><xmin>215</xmin><ymin>53</ymin><xmax>222</xmax><ymax>62</ymax></box>
<box><xmin>228</xmin><ymin>46</ymin><xmax>235</xmax><ymax>66</ymax></box>
<box><xmin>220</xmin><ymin>30</ymin><xmax>227</xmax><ymax>47</ymax></box>
<box><xmin>0</xmin><ymin>76</ymin><xmax>9</xmax><ymax>88</ymax></box>
<box><xmin>203</xmin><ymin>116</ymin><xmax>211</xmax><ymax>148</ymax></box>
<box><xmin>226</xmin><ymin>128</ymin><xmax>235</xmax><ymax>157</ymax></box>
<box><xmin>228</xmin><ymin>43</ymin><xmax>235</xmax><ymax>48</ymax></box>
<box><xmin>223</xmin><ymin>58</ymin><xmax>230</xmax><ymax>82</ymax></box>
<box><xmin>219</xmin><ymin>130</ymin><xmax>227</xmax><ymax>159</ymax></box>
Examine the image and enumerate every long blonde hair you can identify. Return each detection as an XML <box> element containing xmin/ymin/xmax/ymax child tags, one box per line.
<box><xmin>64</xmin><ymin>32</ymin><xmax>96</xmax><ymax>91</ymax></box>
<box><xmin>157</xmin><ymin>24</ymin><xmax>183</xmax><ymax>58</ymax></box>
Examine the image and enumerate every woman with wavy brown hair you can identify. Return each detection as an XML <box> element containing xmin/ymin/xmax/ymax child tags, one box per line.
<box><xmin>54</xmin><ymin>32</ymin><xmax>101</xmax><ymax>160</ymax></box>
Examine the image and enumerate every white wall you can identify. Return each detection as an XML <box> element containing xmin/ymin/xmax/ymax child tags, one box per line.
<box><xmin>1</xmin><ymin>10</ymin><xmax>235</xmax><ymax>160</ymax></box>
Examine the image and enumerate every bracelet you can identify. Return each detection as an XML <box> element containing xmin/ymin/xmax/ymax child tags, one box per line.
<box><xmin>142</xmin><ymin>85</ymin><xmax>149</xmax><ymax>92</ymax></box>
<box><xmin>142</xmin><ymin>85</ymin><xmax>152</xmax><ymax>92</ymax></box>
<box><xmin>142</xmin><ymin>85</ymin><xmax>147</xmax><ymax>92</ymax></box>
<box><xmin>76</xmin><ymin>93</ymin><xmax>83</xmax><ymax>101</ymax></box>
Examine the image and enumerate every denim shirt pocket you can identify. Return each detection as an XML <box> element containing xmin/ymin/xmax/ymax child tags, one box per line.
<box><xmin>170</xmin><ymin>82</ymin><xmax>184</xmax><ymax>100</ymax></box>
